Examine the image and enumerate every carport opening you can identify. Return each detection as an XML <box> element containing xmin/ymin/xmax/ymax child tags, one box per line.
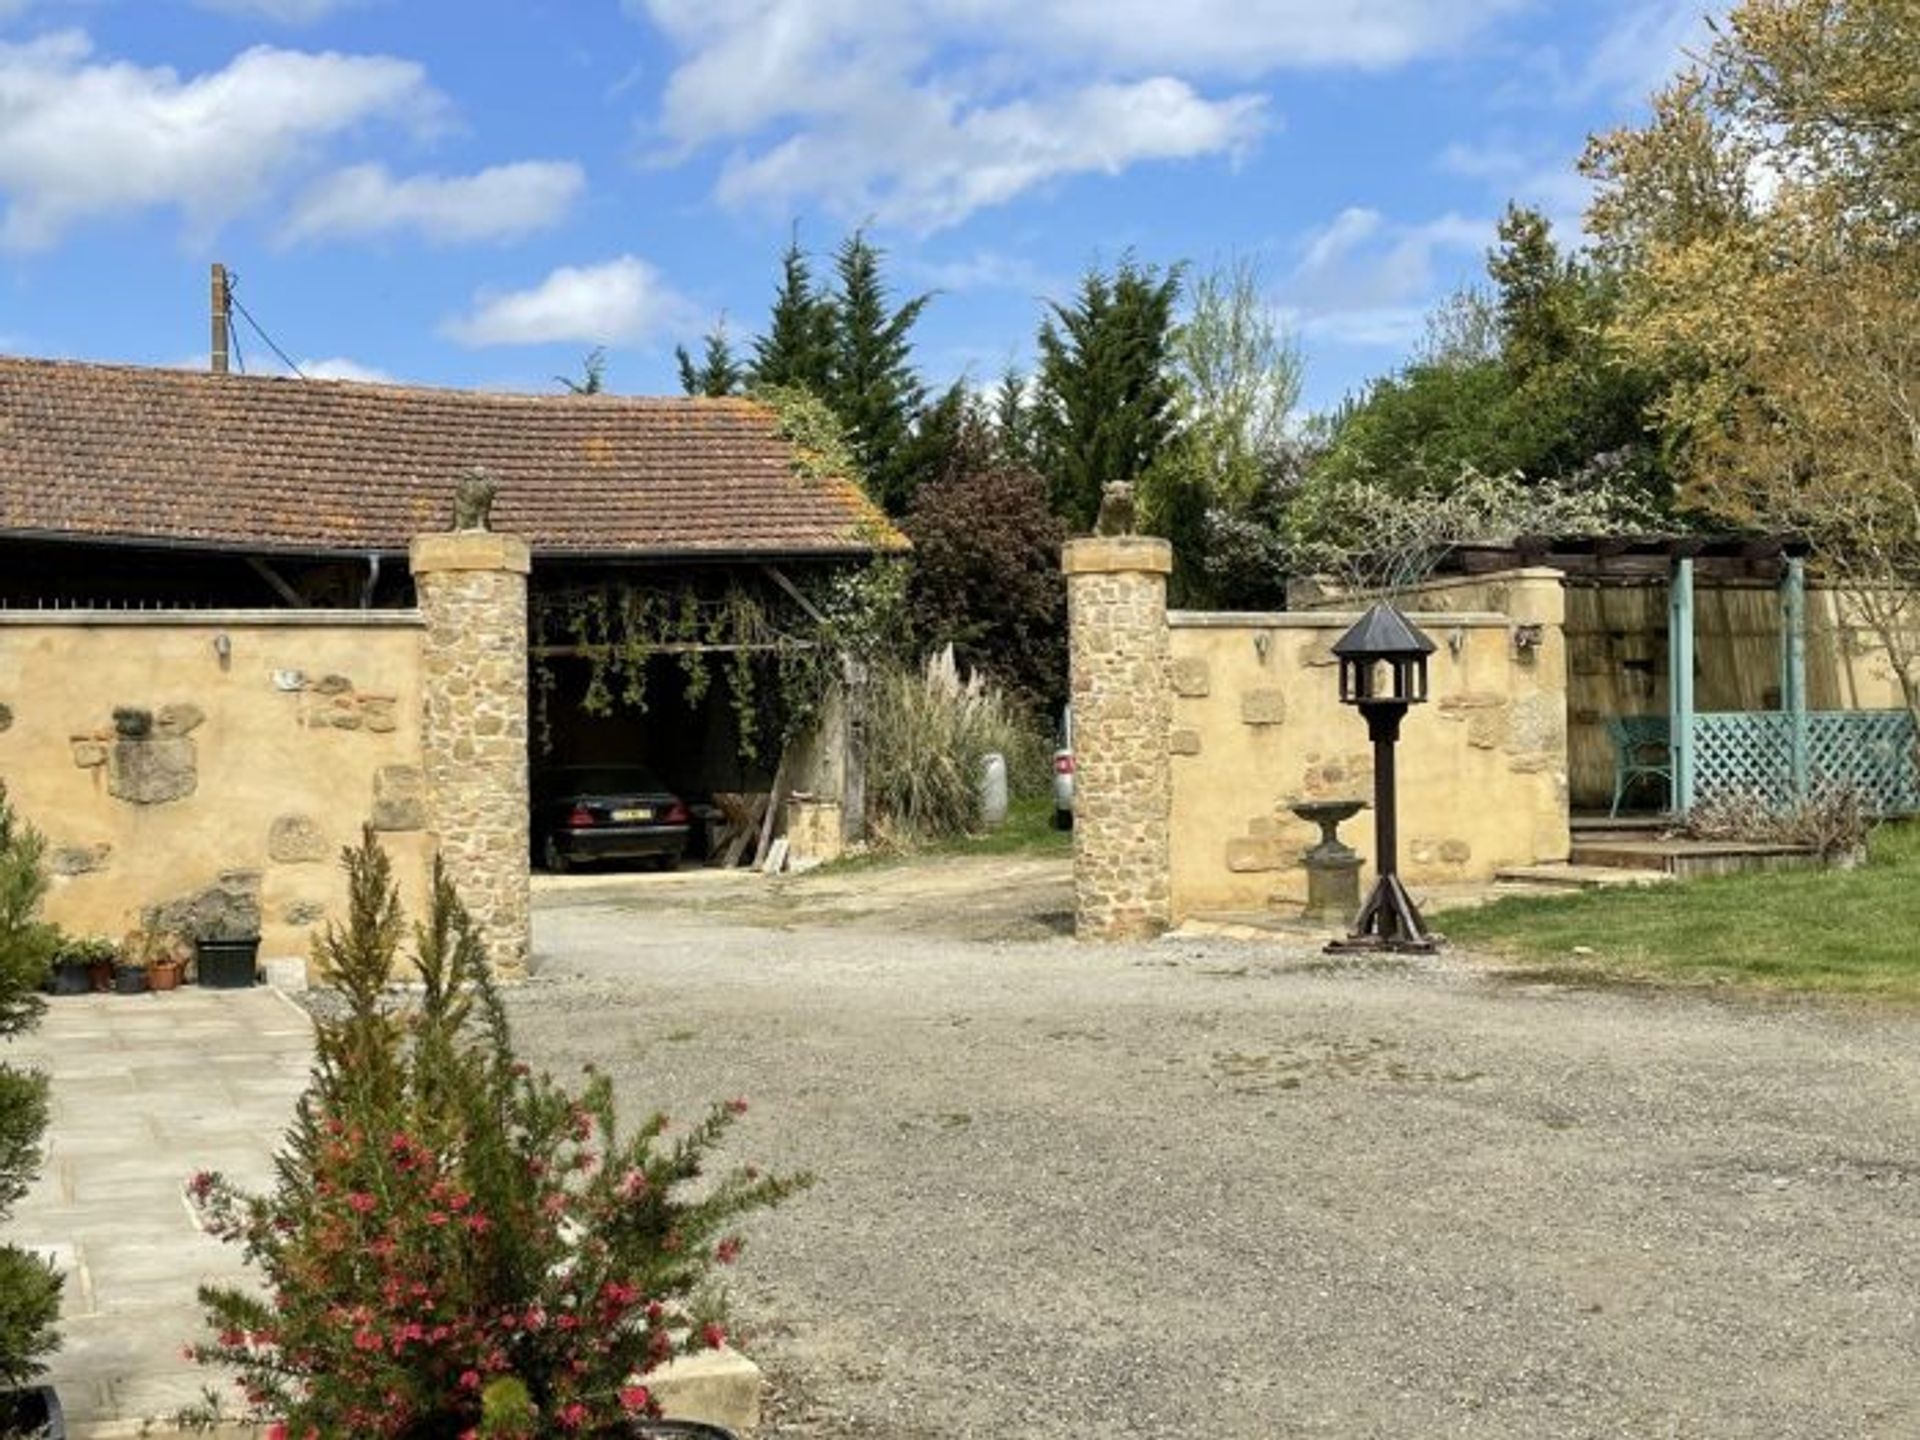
<box><xmin>528</xmin><ymin>571</ymin><xmax>855</xmax><ymax>872</ymax></box>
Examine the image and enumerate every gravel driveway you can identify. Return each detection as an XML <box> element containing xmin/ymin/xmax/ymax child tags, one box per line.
<box><xmin>512</xmin><ymin>859</ymin><xmax>1920</xmax><ymax>1439</ymax></box>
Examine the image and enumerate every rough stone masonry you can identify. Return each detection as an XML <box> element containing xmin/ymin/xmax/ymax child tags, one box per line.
<box><xmin>1063</xmin><ymin>536</ymin><xmax>1174</xmax><ymax>940</ymax></box>
<box><xmin>411</xmin><ymin>529</ymin><xmax>532</xmax><ymax>977</ymax></box>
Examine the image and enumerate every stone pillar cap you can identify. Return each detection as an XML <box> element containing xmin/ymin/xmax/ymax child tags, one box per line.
<box><xmin>1062</xmin><ymin>536</ymin><xmax>1173</xmax><ymax>576</ymax></box>
<box><xmin>410</xmin><ymin>531</ymin><xmax>531</xmax><ymax>575</ymax></box>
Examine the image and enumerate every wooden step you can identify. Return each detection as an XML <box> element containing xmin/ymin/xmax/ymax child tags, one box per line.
<box><xmin>1494</xmin><ymin>864</ymin><xmax>1673</xmax><ymax>892</ymax></box>
<box><xmin>1569</xmin><ymin>839</ymin><xmax>1821</xmax><ymax>878</ymax></box>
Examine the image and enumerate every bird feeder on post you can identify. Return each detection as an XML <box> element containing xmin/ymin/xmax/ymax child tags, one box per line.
<box><xmin>1327</xmin><ymin>603</ymin><xmax>1441</xmax><ymax>954</ymax></box>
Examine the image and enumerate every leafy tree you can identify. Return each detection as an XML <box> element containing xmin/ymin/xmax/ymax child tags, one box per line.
<box><xmin>825</xmin><ymin>231</ymin><xmax>932</xmax><ymax>513</ymax></box>
<box><xmin>902</xmin><ymin>417</ymin><xmax>1068</xmax><ymax>711</ymax></box>
<box><xmin>1584</xmin><ymin>0</ymin><xmax>1920</xmax><ymax>703</ymax></box>
<box><xmin>1311</xmin><ymin>207</ymin><xmax>1667</xmax><ymax>509</ymax></box>
<box><xmin>1142</xmin><ymin>258</ymin><xmax>1303</xmax><ymax>604</ymax></box>
<box><xmin>0</xmin><ymin>784</ymin><xmax>59</xmax><ymax>1393</ymax></box>
<box><xmin>1286</xmin><ymin>463</ymin><xmax>1662</xmax><ymax>597</ymax></box>
<box><xmin>749</xmin><ymin>232</ymin><xmax>835</xmax><ymax>395</ymax></box>
<box><xmin>1032</xmin><ymin>258</ymin><xmax>1184</xmax><ymax>531</ymax></box>
<box><xmin>676</xmin><ymin>323</ymin><xmax>745</xmax><ymax>398</ymax></box>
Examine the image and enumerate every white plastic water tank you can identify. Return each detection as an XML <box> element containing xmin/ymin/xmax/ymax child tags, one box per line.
<box><xmin>979</xmin><ymin>751</ymin><xmax>1009</xmax><ymax>828</ymax></box>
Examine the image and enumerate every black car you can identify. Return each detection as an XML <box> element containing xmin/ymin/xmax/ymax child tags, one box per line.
<box><xmin>532</xmin><ymin>765</ymin><xmax>692</xmax><ymax>874</ymax></box>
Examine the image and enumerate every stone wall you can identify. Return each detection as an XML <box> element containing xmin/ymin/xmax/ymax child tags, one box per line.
<box><xmin>1167</xmin><ymin>571</ymin><xmax>1570</xmax><ymax>917</ymax></box>
<box><xmin>1063</xmin><ymin>537</ymin><xmax>1173</xmax><ymax>939</ymax></box>
<box><xmin>412</xmin><ymin>531</ymin><xmax>531</xmax><ymax>978</ymax></box>
<box><xmin>0</xmin><ymin>611</ymin><xmax>432</xmax><ymax>967</ymax></box>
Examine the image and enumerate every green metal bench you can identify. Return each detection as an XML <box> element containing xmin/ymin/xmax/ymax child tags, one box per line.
<box><xmin>1606</xmin><ymin>715</ymin><xmax>1673</xmax><ymax>817</ymax></box>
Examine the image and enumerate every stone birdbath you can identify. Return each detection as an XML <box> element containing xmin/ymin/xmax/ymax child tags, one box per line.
<box><xmin>1289</xmin><ymin>798</ymin><xmax>1366</xmax><ymax>924</ymax></box>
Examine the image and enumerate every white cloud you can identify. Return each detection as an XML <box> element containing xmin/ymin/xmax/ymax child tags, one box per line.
<box><xmin>1437</xmin><ymin>140</ymin><xmax>1529</xmax><ymax>181</ymax></box>
<box><xmin>1501</xmin><ymin>0</ymin><xmax>1721</xmax><ymax>111</ymax></box>
<box><xmin>629</xmin><ymin>0</ymin><xmax>1521</xmax><ymax>231</ymax></box>
<box><xmin>281</xmin><ymin>160</ymin><xmax>585</xmax><ymax>246</ymax></box>
<box><xmin>1577</xmin><ymin>0</ymin><xmax>1717</xmax><ymax>104</ymax></box>
<box><xmin>714</xmin><ymin>77</ymin><xmax>1266</xmax><ymax>233</ymax></box>
<box><xmin>905</xmin><ymin>249</ymin><xmax>1054</xmax><ymax>294</ymax></box>
<box><xmin>443</xmin><ymin>256</ymin><xmax>700</xmax><ymax>347</ymax></box>
<box><xmin>1280</xmin><ymin>207</ymin><xmax>1493</xmax><ymax>350</ymax></box>
<box><xmin>299</xmin><ymin>356</ymin><xmax>394</xmax><ymax>382</ymax></box>
<box><xmin>0</xmin><ymin>31</ymin><xmax>443</xmax><ymax>249</ymax></box>
<box><xmin>193</xmin><ymin>0</ymin><xmax>368</xmax><ymax>22</ymax></box>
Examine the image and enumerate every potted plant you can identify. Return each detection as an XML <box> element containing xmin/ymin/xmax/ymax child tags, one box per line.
<box><xmin>122</xmin><ymin>922</ymin><xmax>186</xmax><ymax>993</ymax></box>
<box><xmin>0</xmin><ymin>784</ymin><xmax>65</xmax><ymax>1433</ymax></box>
<box><xmin>44</xmin><ymin>933</ymin><xmax>88</xmax><ymax>997</ymax></box>
<box><xmin>185</xmin><ymin>832</ymin><xmax>807</xmax><ymax>1439</ymax></box>
<box><xmin>47</xmin><ymin>935</ymin><xmax>116</xmax><ymax>995</ymax></box>
<box><xmin>111</xmin><ymin>950</ymin><xmax>148</xmax><ymax>995</ymax></box>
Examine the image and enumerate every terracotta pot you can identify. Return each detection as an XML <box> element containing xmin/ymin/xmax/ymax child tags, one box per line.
<box><xmin>149</xmin><ymin>959</ymin><xmax>185</xmax><ymax>992</ymax></box>
<box><xmin>86</xmin><ymin>959</ymin><xmax>114</xmax><ymax>993</ymax></box>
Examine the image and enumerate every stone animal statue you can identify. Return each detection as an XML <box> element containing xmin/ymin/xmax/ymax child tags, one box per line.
<box><xmin>1095</xmin><ymin>480</ymin><xmax>1137</xmax><ymax>537</ymax></box>
<box><xmin>452</xmin><ymin>468</ymin><xmax>498</xmax><ymax>531</ymax></box>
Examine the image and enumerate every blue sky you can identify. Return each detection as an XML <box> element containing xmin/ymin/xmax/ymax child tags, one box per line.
<box><xmin>0</xmin><ymin>0</ymin><xmax>1714</xmax><ymax>413</ymax></box>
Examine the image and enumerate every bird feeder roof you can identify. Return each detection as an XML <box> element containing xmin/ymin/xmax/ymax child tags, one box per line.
<box><xmin>1330</xmin><ymin>602</ymin><xmax>1437</xmax><ymax>660</ymax></box>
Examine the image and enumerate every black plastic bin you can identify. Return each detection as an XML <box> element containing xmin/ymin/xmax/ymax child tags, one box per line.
<box><xmin>195</xmin><ymin>937</ymin><xmax>261</xmax><ymax>989</ymax></box>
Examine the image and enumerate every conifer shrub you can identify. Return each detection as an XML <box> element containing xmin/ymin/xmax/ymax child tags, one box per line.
<box><xmin>0</xmin><ymin>783</ymin><xmax>62</xmax><ymax>1396</ymax></box>
<box><xmin>187</xmin><ymin>833</ymin><xmax>805</xmax><ymax>1438</ymax></box>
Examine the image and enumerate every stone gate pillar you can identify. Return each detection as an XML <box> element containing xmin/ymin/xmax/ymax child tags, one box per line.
<box><xmin>410</xmin><ymin>528</ymin><xmax>531</xmax><ymax>977</ymax></box>
<box><xmin>1063</xmin><ymin>536</ymin><xmax>1174</xmax><ymax>939</ymax></box>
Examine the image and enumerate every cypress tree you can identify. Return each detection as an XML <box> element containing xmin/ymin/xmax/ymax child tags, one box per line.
<box><xmin>676</xmin><ymin>324</ymin><xmax>745</xmax><ymax>397</ymax></box>
<box><xmin>0</xmin><ymin>783</ymin><xmax>60</xmax><ymax>1393</ymax></box>
<box><xmin>1032</xmin><ymin>258</ymin><xmax>1183</xmax><ymax>531</ymax></box>
<box><xmin>826</xmin><ymin>230</ymin><xmax>931</xmax><ymax>513</ymax></box>
<box><xmin>750</xmin><ymin>233</ymin><xmax>834</xmax><ymax>394</ymax></box>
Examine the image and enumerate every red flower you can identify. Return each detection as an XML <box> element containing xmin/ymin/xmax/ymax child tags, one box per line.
<box><xmin>701</xmin><ymin>1323</ymin><xmax>727</xmax><ymax>1350</ymax></box>
<box><xmin>346</xmin><ymin>1192</ymin><xmax>376</xmax><ymax>1214</ymax></box>
<box><xmin>618</xmin><ymin>1386</ymin><xmax>650</xmax><ymax>1412</ymax></box>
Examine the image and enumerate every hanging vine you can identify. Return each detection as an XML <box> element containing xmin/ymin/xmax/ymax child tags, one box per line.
<box><xmin>528</xmin><ymin>563</ymin><xmax>904</xmax><ymax>767</ymax></box>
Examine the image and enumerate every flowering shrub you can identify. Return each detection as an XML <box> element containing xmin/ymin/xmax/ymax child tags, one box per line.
<box><xmin>186</xmin><ymin>833</ymin><xmax>805</xmax><ymax>1438</ymax></box>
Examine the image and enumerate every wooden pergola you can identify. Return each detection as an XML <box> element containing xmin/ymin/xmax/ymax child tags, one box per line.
<box><xmin>1446</xmin><ymin>535</ymin><xmax>1920</xmax><ymax>816</ymax></box>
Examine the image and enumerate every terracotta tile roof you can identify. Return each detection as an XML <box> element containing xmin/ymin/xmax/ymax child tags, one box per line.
<box><xmin>0</xmin><ymin>356</ymin><xmax>904</xmax><ymax>559</ymax></box>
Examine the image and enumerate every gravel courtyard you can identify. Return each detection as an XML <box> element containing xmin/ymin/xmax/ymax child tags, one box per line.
<box><xmin>514</xmin><ymin>859</ymin><xmax>1920</xmax><ymax>1440</ymax></box>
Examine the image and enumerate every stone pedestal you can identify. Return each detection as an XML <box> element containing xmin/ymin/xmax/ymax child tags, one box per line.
<box><xmin>1291</xmin><ymin>799</ymin><xmax>1365</xmax><ymax>925</ymax></box>
<box><xmin>410</xmin><ymin>530</ymin><xmax>531</xmax><ymax>978</ymax></box>
<box><xmin>1063</xmin><ymin>536</ymin><xmax>1174</xmax><ymax>940</ymax></box>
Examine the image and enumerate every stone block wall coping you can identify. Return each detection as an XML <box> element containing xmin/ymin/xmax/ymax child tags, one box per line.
<box><xmin>1292</xmin><ymin>565</ymin><xmax>1569</xmax><ymax>611</ymax></box>
<box><xmin>410</xmin><ymin>531</ymin><xmax>532</xmax><ymax>575</ymax></box>
<box><xmin>1063</xmin><ymin>536</ymin><xmax>1174</xmax><ymax>576</ymax></box>
<box><xmin>0</xmin><ymin>608</ymin><xmax>425</xmax><ymax>628</ymax></box>
<box><xmin>1169</xmin><ymin>609</ymin><xmax>1514</xmax><ymax>631</ymax></box>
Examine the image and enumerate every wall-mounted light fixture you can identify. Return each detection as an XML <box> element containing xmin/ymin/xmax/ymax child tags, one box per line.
<box><xmin>1253</xmin><ymin>631</ymin><xmax>1271</xmax><ymax>663</ymax></box>
<box><xmin>213</xmin><ymin>632</ymin><xmax>232</xmax><ymax>670</ymax></box>
<box><xmin>1446</xmin><ymin>626</ymin><xmax>1466</xmax><ymax>660</ymax></box>
<box><xmin>1512</xmin><ymin>623</ymin><xmax>1543</xmax><ymax>661</ymax></box>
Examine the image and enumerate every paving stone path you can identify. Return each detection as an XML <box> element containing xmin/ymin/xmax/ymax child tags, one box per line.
<box><xmin>11</xmin><ymin>987</ymin><xmax>311</xmax><ymax>1437</ymax></box>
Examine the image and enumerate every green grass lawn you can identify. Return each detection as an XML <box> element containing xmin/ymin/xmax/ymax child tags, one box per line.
<box><xmin>1444</xmin><ymin>822</ymin><xmax>1920</xmax><ymax>1001</ymax></box>
<box><xmin>821</xmin><ymin>794</ymin><xmax>1070</xmax><ymax>873</ymax></box>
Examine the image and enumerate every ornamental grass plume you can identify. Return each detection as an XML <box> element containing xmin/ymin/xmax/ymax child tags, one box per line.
<box><xmin>185</xmin><ymin>831</ymin><xmax>806</xmax><ymax>1438</ymax></box>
